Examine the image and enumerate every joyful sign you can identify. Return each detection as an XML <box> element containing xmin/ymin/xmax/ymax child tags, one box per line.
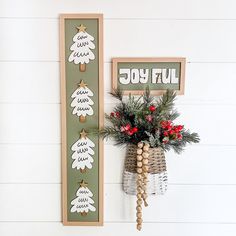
<box><xmin>112</xmin><ymin>58</ymin><xmax>186</xmax><ymax>95</ymax></box>
<box><xmin>119</xmin><ymin>68</ymin><xmax>179</xmax><ymax>85</ymax></box>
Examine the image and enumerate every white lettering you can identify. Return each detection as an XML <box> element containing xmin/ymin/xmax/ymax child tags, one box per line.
<box><xmin>152</xmin><ymin>69</ymin><xmax>162</xmax><ymax>83</ymax></box>
<box><xmin>139</xmin><ymin>69</ymin><xmax>149</xmax><ymax>84</ymax></box>
<box><xmin>118</xmin><ymin>68</ymin><xmax>179</xmax><ymax>85</ymax></box>
<box><xmin>171</xmin><ymin>69</ymin><xmax>179</xmax><ymax>84</ymax></box>
<box><xmin>119</xmin><ymin>69</ymin><xmax>130</xmax><ymax>85</ymax></box>
<box><xmin>131</xmin><ymin>69</ymin><xmax>139</xmax><ymax>84</ymax></box>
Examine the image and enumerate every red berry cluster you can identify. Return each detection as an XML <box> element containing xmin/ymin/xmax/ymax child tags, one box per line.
<box><xmin>120</xmin><ymin>124</ymin><xmax>138</xmax><ymax>136</ymax></box>
<box><xmin>160</xmin><ymin>120</ymin><xmax>183</xmax><ymax>144</ymax></box>
<box><xmin>110</xmin><ymin>112</ymin><xmax>120</xmax><ymax>118</ymax></box>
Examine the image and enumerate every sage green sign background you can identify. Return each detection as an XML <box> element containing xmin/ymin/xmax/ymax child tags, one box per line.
<box><xmin>117</xmin><ymin>62</ymin><xmax>181</xmax><ymax>90</ymax></box>
<box><xmin>64</xmin><ymin>19</ymin><xmax>100</xmax><ymax>222</ymax></box>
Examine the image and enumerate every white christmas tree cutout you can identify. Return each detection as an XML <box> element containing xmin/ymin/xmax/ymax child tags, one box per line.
<box><xmin>71</xmin><ymin>80</ymin><xmax>94</xmax><ymax>123</ymax></box>
<box><xmin>68</xmin><ymin>24</ymin><xmax>95</xmax><ymax>72</ymax></box>
<box><xmin>71</xmin><ymin>180</ymin><xmax>96</xmax><ymax>216</ymax></box>
<box><xmin>71</xmin><ymin>129</ymin><xmax>95</xmax><ymax>173</ymax></box>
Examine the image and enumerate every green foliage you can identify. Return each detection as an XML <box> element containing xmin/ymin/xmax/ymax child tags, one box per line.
<box><xmin>161</xmin><ymin>129</ymin><xmax>200</xmax><ymax>154</ymax></box>
<box><xmin>143</xmin><ymin>86</ymin><xmax>154</xmax><ymax>107</ymax></box>
<box><xmin>100</xmin><ymin>87</ymin><xmax>200</xmax><ymax>154</ymax></box>
<box><xmin>109</xmin><ymin>87</ymin><xmax>123</xmax><ymax>102</ymax></box>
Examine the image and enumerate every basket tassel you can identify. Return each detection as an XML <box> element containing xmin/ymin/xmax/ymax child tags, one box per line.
<box><xmin>136</xmin><ymin>142</ymin><xmax>150</xmax><ymax>231</ymax></box>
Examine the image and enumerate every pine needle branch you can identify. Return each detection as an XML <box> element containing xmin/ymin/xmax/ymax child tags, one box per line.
<box><xmin>143</xmin><ymin>86</ymin><xmax>154</xmax><ymax>106</ymax></box>
<box><xmin>110</xmin><ymin>87</ymin><xmax>123</xmax><ymax>101</ymax></box>
<box><xmin>182</xmin><ymin>130</ymin><xmax>200</xmax><ymax>144</ymax></box>
<box><xmin>156</xmin><ymin>89</ymin><xmax>176</xmax><ymax>115</ymax></box>
<box><xmin>166</xmin><ymin>110</ymin><xmax>180</xmax><ymax>121</ymax></box>
<box><xmin>99</xmin><ymin>127</ymin><xmax>118</xmax><ymax>140</ymax></box>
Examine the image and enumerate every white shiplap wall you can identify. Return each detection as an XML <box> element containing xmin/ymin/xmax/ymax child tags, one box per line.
<box><xmin>0</xmin><ymin>0</ymin><xmax>236</xmax><ymax>235</ymax></box>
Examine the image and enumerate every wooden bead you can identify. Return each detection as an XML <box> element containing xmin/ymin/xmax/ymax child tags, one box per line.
<box><xmin>143</xmin><ymin>172</ymin><xmax>148</xmax><ymax>178</ymax></box>
<box><xmin>137</xmin><ymin>174</ymin><xmax>142</xmax><ymax>179</ymax></box>
<box><xmin>137</xmin><ymin>224</ymin><xmax>142</xmax><ymax>231</ymax></box>
<box><xmin>137</xmin><ymin>149</ymin><xmax>143</xmax><ymax>155</ymax></box>
<box><xmin>136</xmin><ymin>179</ymin><xmax>143</xmax><ymax>187</ymax></box>
<box><xmin>137</xmin><ymin>186</ymin><xmax>143</xmax><ymax>192</ymax></box>
<box><xmin>144</xmin><ymin>143</ymin><xmax>150</xmax><ymax>148</ymax></box>
<box><xmin>137</xmin><ymin>199</ymin><xmax>142</xmax><ymax>205</ymax></box>
<box><xmin>136</xmin><ymin>218</ymin><xmax>143</xmax><ymax>224</ymax></box>
<box><xmin>136</xmin><ymin>206</ymin><xmax>142</xmax><ymax>212</ymax></box>
<box><xmin>136</xmin><ymin>212</ymin><xmax>142</xmax><ymax>218</ymax></box>
<box><xmin>137</xmin><ymin>168</ymin><xmax>142</xmax><ymax>174</ymax></box>
<box><xmin>137</xmin><ymin>142</ymin><xmax>144</xmax><ymax>148</ymax></box>
<box><xmin>137</xmin><ymin>155</ymin><xmax>143</xmax><ymax>161</ymax></box>
<box><xmin>143</xmin><ymin>146</ymin><xmax>149</xmax><ymax>152</ymax></box>
<box><xmin>142</xmin><ymin>158</ymin><xmax>148</xmax><ymax>165</ymax></box>
<box><xmin>142</xmin><ymin>165</ymin><xmax>149</xmax><ymax>172</ymax></box>
<box><xmin>143</xmin><ymin>173</ymin><xmax>148</xmax><ymax>178</ymax></box>
<box><xmin>142</xmin><ymin>152</ymin><xmax>149</xmax><ymax>158</ymax></box>
<box><xmin>137</xmin><ymin>195</ymin><xmax>142</xmax><ymax>200</ymax></box>
<box><xmin>137</xmin><ymin>161</ymin><xmax>142</xmax><ymax>167</ymax></box>
<box><xmin>137</xmin><ymin>193</ymin><xmax>142</xmax><ymax>198</ymax></box>
<box><xmin>136</xmin><ymin>180</ymin><xmax>142</xmax><ymax>185</ymax></box>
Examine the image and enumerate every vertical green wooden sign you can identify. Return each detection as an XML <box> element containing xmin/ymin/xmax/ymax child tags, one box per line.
<box><xmin>60</xmin><ymin>14</ymin><xmax>104</xmax><ymax>226</ymax></box>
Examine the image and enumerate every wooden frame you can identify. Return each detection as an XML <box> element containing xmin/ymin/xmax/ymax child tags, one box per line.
<box><xmin>112</xmin><ymin>57</ymin><xmax>186</xmax><ymax>95</ymax></box>
<box><xmin>60</xmin><ymin>13</ymin><xmax>104</xmax><ymax>226</ymax></box>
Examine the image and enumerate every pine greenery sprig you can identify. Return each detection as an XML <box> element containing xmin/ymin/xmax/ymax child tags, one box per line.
<box><xmin>100</xmin><ymin>88</ymin><xmax>200</xmax><ymax>153</ymax></box>
<box><xmin>166</xmin><ymin>110</ymin><xmax>180</xmax><ymax>121</ymax></box>
<box><xmin>161</xmin><ymin>129</ymin><xmax>200</xmax><ymax>154</ymax></box>
<box><xmin>143</xmin><ymin>86</ymin><xmax>154</xmax><ymax>107</ymax></box>
<box><xmin>110</xmin><ymin>87</ymin><xmax>123</xmax><ymax>101</ymax></box>
<box><xmin>155</xmin><ymin>89</ymin><xmax>176</xmax><ymax>119</ymax></box>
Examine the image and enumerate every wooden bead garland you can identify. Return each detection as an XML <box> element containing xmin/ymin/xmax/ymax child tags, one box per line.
<box><xmin>136</xmin><ymin>142</ymin><xmax>150</xmax><ymax>231</ymax></box>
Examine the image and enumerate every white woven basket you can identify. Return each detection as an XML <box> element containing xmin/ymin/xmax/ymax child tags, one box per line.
<box><xmin>123</xmin><ymin>170</ymin><xmax>168</xmax><ymax>195</ymax></box>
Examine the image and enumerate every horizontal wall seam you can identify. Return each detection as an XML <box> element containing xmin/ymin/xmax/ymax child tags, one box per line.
<box><xmin>0</xmin><ymin>183</ymin><xmax>236</xmax><ymax>186</ymax></box>
<box><xmin>0</xmin><ymin>102</ymin><xmax>235</xmax><ymax>106</ymax></box>
<box><xmin>1</xmin><ymin>60</ymin><xmax>236</xmax><ymax>64</ymax></box>
<box><xmin>0</xmin><ymin>220</ymin><xmax>236</xmax><ymax>224</ymax></box>
<box><xmin>0</xmin><ymin>143</ymin><xmax>235</xmax><ymax>147</ymax></box>
<box><xmin>2</xmin><ymin>17</ymin><xmax>236</xmax><ymax>21</ymax></box>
